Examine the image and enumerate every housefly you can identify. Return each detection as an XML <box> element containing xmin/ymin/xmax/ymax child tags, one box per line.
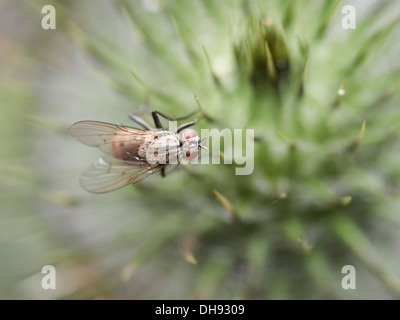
<box><xmin>69</xmin><ymin>110</ymin><xmax>207</xmax><ymax>193</ymax></box>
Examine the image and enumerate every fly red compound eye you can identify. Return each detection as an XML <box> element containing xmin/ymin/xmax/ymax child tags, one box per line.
<box><xmin>182</xmin><ymin>129</ymin><xmax>197</xmax><ymax>140</ymax></box>
<box><xmin>185</xmin><ymin>149</ymin><xmax>198</xmax><ymax>160</ymax></box>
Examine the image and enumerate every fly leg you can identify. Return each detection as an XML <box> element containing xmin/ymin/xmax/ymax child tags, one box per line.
<box><xmin>153</xmin><ymin>110</ymin><xmax>198</xmax><ymax>122</ymax></box>
<box><xmin>177</xmin><ymin>119</ymin><xmax>198</xmax><ymax>133</ymax></box>
<box><xmin>152</xmin><ymin>110</ymin><xmax>199</xmax><ymax>133</ymax></box>
<box><xmin>152</xmin><ymin>111</ymin><xmax>164</xmax><ymax>130</ymax></box>
<box><xmin>129</xmin><ymin>111</ymin><xmax>153</xmax><ymax>130</ymax></box>
<box><xmin>160</xmin><ymin>164</ymin><xmax>180</xmax><ymax>178</ymax></box>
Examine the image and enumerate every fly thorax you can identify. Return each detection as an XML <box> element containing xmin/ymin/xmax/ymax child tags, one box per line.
<box><xmin>145</xmin><ymin>133</ymin><xmax>180</xmax><ymax>164</ymax></box>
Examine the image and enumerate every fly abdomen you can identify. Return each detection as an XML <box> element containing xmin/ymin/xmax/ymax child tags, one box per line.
<box><xmin>110</xmin><ymin>130</ymin><xmax>159</xmax><ymax>162</ymax></box>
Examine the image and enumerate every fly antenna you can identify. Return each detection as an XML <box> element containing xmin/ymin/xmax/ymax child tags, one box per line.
<box><xmin>199</xmin><ymin>136</ymin><xmax>208</xmax><ymax>150</ymax></box>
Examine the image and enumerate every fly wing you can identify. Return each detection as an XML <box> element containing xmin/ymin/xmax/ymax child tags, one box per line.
<box><xmin>69</xmin><ymin>120</ymin><xmax>148</xmax><ymax>158</ymax></box>
<box><xmin>163</xmin><ymin>163</ymin><xmax>181</xmax><ymax>175</ymax></box>
<box><xmin>80</xmin><ymin>154</ymin><xmax>164</xmax><ymax>193</ymax></box>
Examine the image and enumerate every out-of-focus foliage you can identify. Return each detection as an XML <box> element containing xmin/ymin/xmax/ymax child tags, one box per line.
<box><xmin>1</xmin><ymin>0</ymin><xmax>400</xmax><ymax>299</ymax></box>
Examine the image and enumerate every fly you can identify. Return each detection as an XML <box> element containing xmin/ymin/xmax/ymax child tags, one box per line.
<box><xmin>69</xmin><ymin>110</ymin><xmax>207</xmax><ymax>193</ymax></box>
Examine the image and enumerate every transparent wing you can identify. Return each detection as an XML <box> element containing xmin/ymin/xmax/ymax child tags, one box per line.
<box><xmin>80</xmin><ymin>154</ymin><xmax>164</xmax><ymax>193</ymax></box>
<box><xmin>163</xmin><ymin>163</ymin><xmax>181</xmax><ymax>175</ymax></box>
<box><xmin>69</xmin><ymin>120</ymin><xmax>148</xmax><ymax>156</ymax></box>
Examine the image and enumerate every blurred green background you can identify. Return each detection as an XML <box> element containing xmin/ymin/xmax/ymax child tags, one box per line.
<box><xmin>1</xmin><ymin>0</ymin><xmax>400</xmax><ymax>299</ymax></box>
